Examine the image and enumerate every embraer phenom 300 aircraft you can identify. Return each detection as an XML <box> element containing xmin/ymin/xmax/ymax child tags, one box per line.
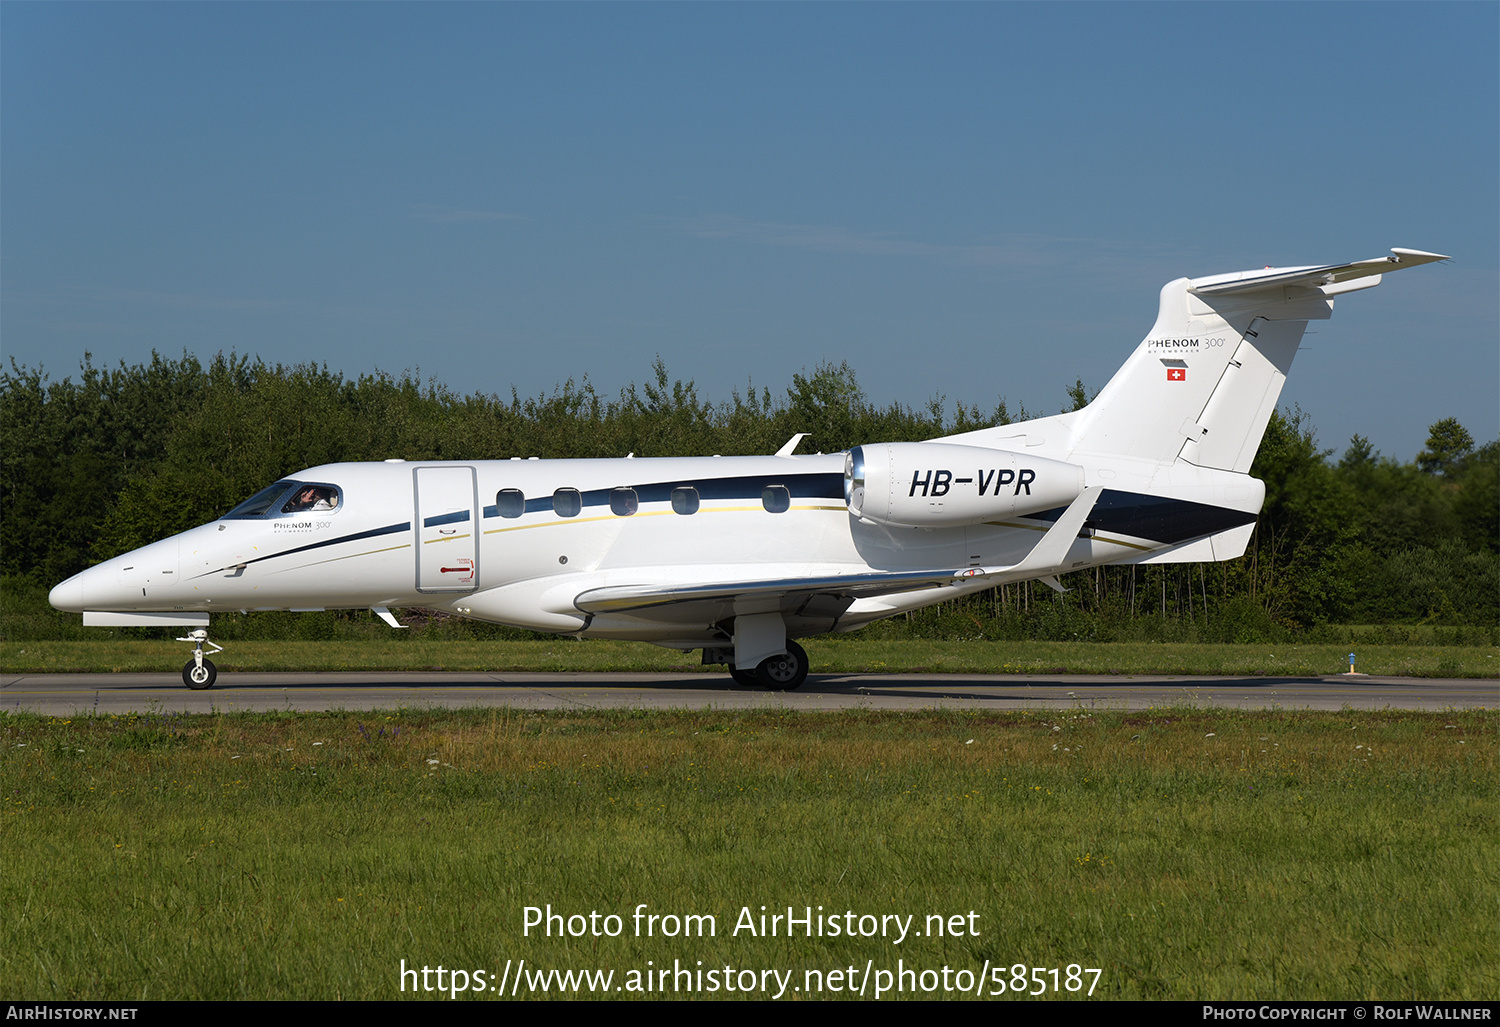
<box><xmin>50</xmin><ymin>249</ymin><xmax>1448</xmax><ymax>690</ymax></box>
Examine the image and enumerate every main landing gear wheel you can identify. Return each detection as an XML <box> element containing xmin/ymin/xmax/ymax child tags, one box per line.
<box><xmin>183</xmin><ymin>659</ymin><xmax>217</xmax><ymax>689</ymax></box>
<box><xmin>728</xmin><ymin>665</ymin><xmax>760</xmax><ymax>688</ymax></box>
<box><xmin>755</xmin><ymin>640</ymin><xmax>809</xmax><ymax>692</ymax></box>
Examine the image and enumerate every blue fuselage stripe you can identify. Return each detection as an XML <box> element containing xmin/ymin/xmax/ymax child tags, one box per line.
<box><xmin>207</xmin><ymin>521</ymin><xmax>413</xmax><ymax>574</ymax></box>
<box><xmin>482</xmin><ymin>472</ymin><xmax>845</xmax><ymax>519</ymax></box>
<box><xmin>1028</xmin><ymin>489</ymin><xmax>1256</xmax><ymax>544</ymax></box>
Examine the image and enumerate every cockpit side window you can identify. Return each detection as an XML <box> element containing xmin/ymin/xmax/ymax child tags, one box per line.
<box><xmin>223</xmin><ymin>481</ymin><xmax>300</xmax><ymax>519</ymax></box>
<box><xmin>281</xmin><ymin>484</ymin><xmax>342</xmax><ymax>514</ymax></box>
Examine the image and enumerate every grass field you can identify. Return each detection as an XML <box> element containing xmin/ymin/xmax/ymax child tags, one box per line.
<box><xmin>3</xmin><ymin>706</ymin><xmax>1494</xmax><ymax>1000</ymax></box>
<box><xmin>3</xmin><ymin>637</ymin><xmax>1496</xmax><ymax>678</ymax></box>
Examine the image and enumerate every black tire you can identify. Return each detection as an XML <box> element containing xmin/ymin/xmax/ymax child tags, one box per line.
<box><xmin>183</xmin><ymin>658</ymin><xmax>217</xmax><ymax>690</ymax></box>
<box><xmin>728</xmin><ymin>666</ymin><xmax>760</xmax><ymax>688</ymax></box>
<box><xmin>755</xmin><ymin>640</ymin><xmax>808</xmax><ymax>692</ymax></box>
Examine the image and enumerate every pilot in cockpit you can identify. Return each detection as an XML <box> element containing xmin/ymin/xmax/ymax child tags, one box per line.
<box><xmin>283</xmin><ymin>486</ymin><xmax>339</xmax><ymax>513</ymax></box>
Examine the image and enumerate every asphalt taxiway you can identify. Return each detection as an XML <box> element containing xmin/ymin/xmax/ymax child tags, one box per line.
<box><xmin>1</xmin><ymin>671</ymin><xmax>1492</xmax><ymax>715</ymax></box>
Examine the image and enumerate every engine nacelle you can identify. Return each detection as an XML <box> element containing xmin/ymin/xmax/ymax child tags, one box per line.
<box><xmin>844</xmin><ymin>443</ymin><xmax>1084</xmax><ymax>527</ymax></box>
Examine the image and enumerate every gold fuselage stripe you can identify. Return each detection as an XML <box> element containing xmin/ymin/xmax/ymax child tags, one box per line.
<box><xmin>481</xmin><ymin>504</ymin><xmax>845</xmax><ymax>535</ymax></box>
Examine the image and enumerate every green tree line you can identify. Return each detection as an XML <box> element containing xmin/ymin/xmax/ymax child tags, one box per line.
<box><xmin>3</xmin><ymin>352</ymin><xmax>1495</xmax><ymax>640</ymax></box>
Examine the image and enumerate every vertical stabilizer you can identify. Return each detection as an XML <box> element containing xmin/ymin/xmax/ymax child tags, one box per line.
<box><xmin>1056</xmin><ymin>249</ymin><xmax>1447</xmax><ymax>469</ymax></box>
<box><xmin>1061</xmin><ymin>276</ymin><xmax>1310</xmax><ymax>465</ymax></box>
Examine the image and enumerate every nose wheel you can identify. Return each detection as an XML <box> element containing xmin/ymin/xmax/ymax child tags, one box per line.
<box><xmin>176</xmin><ymin>629</ymin><xmax>223</xmax><ymax>690</ymax></box>
<box><xmin>183</xmin><ymin>659</ymin><xmax>217</xmax><ymax>689</ymax></box>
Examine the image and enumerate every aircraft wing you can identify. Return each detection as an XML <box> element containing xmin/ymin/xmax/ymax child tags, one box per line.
<box><xmin>573</xmin><ymin>488</ymin><xmax>1104</xmax><ymax>622</ymax></box>
<box><xmin>1188</xmin><ymin>248</ymin><xmax>1449</xmax><ymax>297</ymax></box>
<box><xmin>572</xmin><ymin>566</ymin><xmax>976</xmax><ymax>638</ymax></box>
<box><xmin>573</xmin><ymin>568</ymin><xmax>962</xmax><ymax>616</ymax></box>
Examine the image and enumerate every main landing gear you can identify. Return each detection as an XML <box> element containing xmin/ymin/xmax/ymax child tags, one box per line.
<box><xmin>730</xmin><ymin>640</ymin><xmax>809</xmax><ymax>692</ymax></box>
<box><xmin>176</xmin><ymin>628</ymin><xmax>223</xmax><ymax>690</ymax></box>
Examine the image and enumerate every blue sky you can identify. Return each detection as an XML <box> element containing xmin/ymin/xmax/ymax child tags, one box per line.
<box><xmin>4</xmin><ymin>2</ymin><xmax>1495</xmax><ymax>460</ymax></box>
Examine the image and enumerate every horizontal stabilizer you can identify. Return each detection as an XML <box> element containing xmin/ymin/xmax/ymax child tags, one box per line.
<box><xmin>1189</xmin><ymin>248</ymin><xmax>1448</xmax><ymax>297</ymax></box>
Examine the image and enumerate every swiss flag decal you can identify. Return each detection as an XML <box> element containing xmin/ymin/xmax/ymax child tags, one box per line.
<box><xmin>1167</xmin><ymin>368</ymin><xmax>1186</xmax><ymax>382</ymax></box>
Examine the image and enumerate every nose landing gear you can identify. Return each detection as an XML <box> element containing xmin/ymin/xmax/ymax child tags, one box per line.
<box><xmin>176</xmin><ymin>629</ymin><xmax>223</xmax><ymax>689</ymax></box>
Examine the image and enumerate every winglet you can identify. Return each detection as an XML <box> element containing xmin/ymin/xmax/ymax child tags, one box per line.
<box><xmin>776</xmin><ymin>433</ymin><xmax>810</xmax><ymax>457</ymax></box>
<box><xmin>1008</xmin><ymin>487</ymin><xmax>1102</xmax><ymax>576</ymax></box>
<box><xmin>371</xmin><ymin>606</ymin><xmax>407</xmax><ymax>629</ymax></box>
<box><xmin>958</xmin><ymin>487</ymin><xmax>1103</xmax><ymax>582</ymax></box>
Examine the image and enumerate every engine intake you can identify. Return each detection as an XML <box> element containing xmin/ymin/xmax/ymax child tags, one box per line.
<box><xmin>844</xmin><ymin>443</ymin><xmax>1084</xmax><ymax>527</ymax></box>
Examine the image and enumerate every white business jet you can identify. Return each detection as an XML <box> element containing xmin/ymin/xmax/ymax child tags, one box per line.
<box><xmin>50</xmin><ymin>249</ymin><xmax>1448</xmax><ymax>690</ymax></box>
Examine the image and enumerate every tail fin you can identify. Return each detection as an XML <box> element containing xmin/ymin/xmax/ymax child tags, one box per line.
<box><xmin>1063</xmin><ymin>248</ymin><xmax>1447</xmax><ymax>470</ymax></box>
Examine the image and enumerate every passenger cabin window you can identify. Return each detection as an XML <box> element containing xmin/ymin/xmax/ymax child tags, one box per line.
<box><xmin>496</xmin><ymin>489</ymin><xmax>525</xmax><ymax>518</ymax></box>
<box><xmin>671</xmin><ymin>487</ymin><xmax>699</xmax><ymax>515</ymax></box>
<box><xmin>281</xmin><ymin>485</ymin><xmax>341</xmax><ymax>514</ymax></box>
<box><xmin>761</xmin><ymin>485</ymin><xmax>791</xmax><ymax>514</ymax></box>
<box><xmin>553</xmin><ymin>489</ymin><xmax>582</xmax><ymax>517</ymax></box>
<box><xmin>610</xmin><ymin>488</ymin><xmax>638</xmax><ymax>516</ymax></box>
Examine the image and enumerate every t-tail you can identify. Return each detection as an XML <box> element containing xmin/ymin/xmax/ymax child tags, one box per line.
<box><xmin>1059</xmin><ymin>248</ymin><xmax>1448</xmax><ymax>469</ymax></box>
<box><xmin>935</xmin><ymin>247</ymin><xmax>1448</xmax><ymax>572</ymax></box>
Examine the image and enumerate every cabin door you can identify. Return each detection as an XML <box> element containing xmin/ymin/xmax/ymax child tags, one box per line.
<box><xmin>414</xmin><ymin>466</ymin><xmax>479</xmax><ymax>593</ymax></box>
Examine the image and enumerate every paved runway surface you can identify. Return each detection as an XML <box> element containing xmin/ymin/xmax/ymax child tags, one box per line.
<box><xmin>1</xmin><ymin>671</ymin><xmax>1492</xmax><ymax>714</ymax></box>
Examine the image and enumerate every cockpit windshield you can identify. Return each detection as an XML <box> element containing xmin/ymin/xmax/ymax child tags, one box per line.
<box><xmin>222</xmin><ymin>480</ymin><xmax>342</xmax><ymax>519</ymax></box>
<box><xmin>223</xmin><ymin>481</ymin><xmax>300</xmax><ymax>519</ymax></box>
<box><xmin>281</xmin><ymin>485</ymin><xmax>340</xmax><ymax>513</ymax></box>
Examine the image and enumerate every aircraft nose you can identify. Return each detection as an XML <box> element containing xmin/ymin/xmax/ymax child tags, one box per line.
<box><xmin>49</xmin><ymin>574</ymin><xmax>85</xmax><ymax>613</ymax></box>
